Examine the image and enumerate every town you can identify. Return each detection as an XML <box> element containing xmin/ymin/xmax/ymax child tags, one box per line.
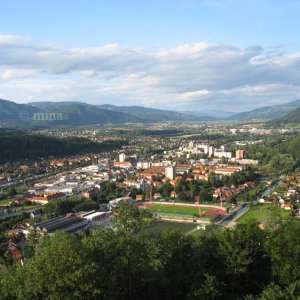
<box><xmin>1</xmin><ymin>128</ymin><xmax>299</xmax><ymax>255</ymax></box>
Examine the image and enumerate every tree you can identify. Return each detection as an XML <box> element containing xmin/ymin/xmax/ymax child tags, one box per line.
<box><xmin>216</xmin><ymin>221</ymin><xmax>270</xmax><ymax>296</ymax></box>
<box><xmin>191</xmin><ymin>273</ymin><xmax>224</xmax><ymax>300</ymax></box>
<box><xmin>258</xmin><ymin>280</ymin><xmax>300</xmax><ymax>300</ymax></box>
<box><xmin>113</xmin><ymin>202</ymin><xmax>152</xmax><ymax>236</ymax></box>
<box><xmin>73</xmin><ymin>200</ymin><xmax>98</xmax><ymax>212</ymax></box>
<box><xmin>1</xmin><ymin>232</ymin><xmax>87</xmax><ymax>299</ymax></box>
<box><xmin>178</xmin><ymin>191</ymin><xmax>188</xmax><ymax>202</ymax></box>
<box><xmin>161</xmin><ymin>182</ymin><xmax>174</xmax><ymax>199</ymax></box>
<box><xmin>265</xmin><ymin>219</ymin><xmax>300</xmax><ymax>285</ymax></box>
<box><xmin>189</xmin><ymin>180</ymin><xmax>200</xmax><ymax>197</ymax></box>
<box><xmin>199</xmin><ymin>189</ymin><xmax>212</xmax><ymax>202</ymax></box>
<box><xmin>6</xmin><ymin>187</ymin><xmax>16</xmax><ymax>197</ymax></box>
<box><xmin>208</xmin><ymin>172</ymin><xmax>217</xmax><ymax>187</ymax></box>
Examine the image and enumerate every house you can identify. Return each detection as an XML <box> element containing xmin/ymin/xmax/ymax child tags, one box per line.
<box><xmin>113</xmin><ymin>161</ymin><xmax>132</xmax><ymax>169</ymax></box>
<box><xmin>153</xmin><ymin>193</ymin><xmax>162</xmax><ymax>199</ymax></box>
<box><xmin>287</xmin><ymin>189</ymin><xmax>297</xmax><ymax>197</ymax></box>
<box><xmin>26</xmin><ymin>192</ymin><xmax>65</xmax><ymax>205</ymax></box>
<box><xmin>135</xmin><ymin>194</ymin><xmax>143</xmax><ymax>201</ymax></box>
<box><xmin>108</xmin><ymin>197</ymin><xmax>133</xmax><ymax>210</ymax></box>
<box><xmin>82</xmin><ymin>189</ymin><xmax>98</xmax><ymax>199</ymax></box>
<box><xmin>175</xmin><ymin>164</ymin><xmax>192</xmax><ymax>174</ymax></box>
<box><xmin>280</xmin><ymin>203</ymin><xmax>293</xmax><ymax>210</ymax></box>
<box><xmin>123</xmin><ymin>179</ymin><xmax>149</xmax><ymax>190</ymax></box>
<box><xmin>170</xmin><ymin>191</ymin><xmax>177</xmax><ymax>198</ymax></box>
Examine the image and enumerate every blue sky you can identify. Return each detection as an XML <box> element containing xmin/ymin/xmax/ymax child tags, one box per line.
<box><xmin>1</xmin><ymin>0</ymin><xmax>300</xmax><ymax>111</ymax></box>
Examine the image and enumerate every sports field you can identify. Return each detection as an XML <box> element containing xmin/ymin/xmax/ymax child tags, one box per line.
<box><xmin>143</xmin><ymin>220</ymin><xmax>198</xmax><ymax>235</ymax></box>
<box><xmin>237</xmin><ymin>204</ymin><xmax>290</xmax><ymax>224</ymax></box>
<box><xmin>146</xmin><ymin>204</ymin><xmax>209</xmax><ymax>216</ymax></box>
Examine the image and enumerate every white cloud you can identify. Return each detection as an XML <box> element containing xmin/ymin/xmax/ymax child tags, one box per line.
<box><xmin>0</xmin><ymin>34</ymin><xmax>31</xmax><ymax>46</ymax></box>
<box><xmin>1</xmin><ymin>34</ymin><xmax>300</xmax><ymax>111</ymax></box>
<box><xmin>0</xmin><ymin>68</ymin><xmax>39</xmax><ymax>80</ymax></box>
<box><xmin>180</xmin><ymin>89</ymin><xmax>210</xmax><ymax>100</ymax></box>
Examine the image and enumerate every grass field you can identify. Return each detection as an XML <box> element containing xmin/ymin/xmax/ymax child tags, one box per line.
<box><xmin>146</xmin><ymin>204</ymin><xmax>209</xmax><ymax>216</ymax></box>
<box><xmin>175</xmin><ymin>133</ymin><xmax>203</xmax><ymax>138</ymax></box>
<box><xmin>237</xmin><ymin>204</ymin><xmax>291</xmax><ymax>224</ymax></box>
<box><xmin>0</xmin><ymin>199</ymin><xmax>12</xmax><ymax>205</ymax></box>
<box><xmin>143</xmin><ymin>220</ymin><xmax>198</xmax><ymax>235</ymax></box>
<box><xmin>0</xmin><ymin>196</ymin><xmax>20</xmax><ymax>206</ymax></box>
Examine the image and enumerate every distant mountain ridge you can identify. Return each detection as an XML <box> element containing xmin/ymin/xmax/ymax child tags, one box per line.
<box><xmin>270</xmin><ymin>107</ymin><xmax>300</xmax><ymax>124</ymax></box>
<box><xmin>229</xmin><ymin>99</ymin><xmax>300</xmax><ymax>120</ymax></box>
<box><xmin>183</xmin><ymin>109</ymin><xmax>235</xmax><ymax>119</ymax></box>
<box><xmin>0</xmin><ymin>99</ymin><xmax>202</xmax><ymax>128</ymax></box>
<box><xmin>29</xmin><ymin>102</ymin><xmax>143</xmax><ymax>125</ymax></box>
<box><xmin>0</xmin><ymin>98</ymin><xmax>40</xmax><ymax>121</ymax></box>
<box><xmin>97</xmin><ymin>104</ymin><xmax>201</xmax><ymax>122</ymax></box>
<box><xmin>2</xmin><ymin>98</ymin><xmax>300</xmax><ymax>127</ymax></box>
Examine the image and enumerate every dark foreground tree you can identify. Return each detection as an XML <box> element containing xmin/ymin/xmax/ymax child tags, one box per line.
<box><xmin>0</xmin><ymin>206</ymin><xmax>299</xmax><ymax>300</ymax></box>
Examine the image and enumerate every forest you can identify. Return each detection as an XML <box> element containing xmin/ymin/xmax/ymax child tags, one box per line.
<box><xmin>0</xmin><ymin>133</ymin><xmax>127</xmax><ymax>163</ymax></box>
<box><xmin>245</xmin><ymin>134</ymin><xmax>300</xmax><ymax>174</ymax></box>
<box><xmin>0</xmin><ymin>204</ymin><xmax>299</xmax><ymax>300</ymax></box>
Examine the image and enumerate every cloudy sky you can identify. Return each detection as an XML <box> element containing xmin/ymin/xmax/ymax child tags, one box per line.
<box><xmin>1</xmin><ymin>0</ymin><xmax>300</xmax><ymax>112</ymax></box>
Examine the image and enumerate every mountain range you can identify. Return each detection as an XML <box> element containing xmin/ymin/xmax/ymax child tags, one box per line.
<box><xmin>228</xmin><ymin>99</ymin><xmax>300</xmax><ymax>120</ymax></box>
<box><xmin>183</xmin><ymin>110</ymin><xmax>235</xmax><ymax>119</ymax></box>
<box><xmin>0</xmin><ymin>99</ymin><xmax>201</xmax><ymax>128</ymax></box>
<box><xmin>96</xmin><ymin>104</ymin><xmax>200</xmax><ymax>122</ymax></box>
<box><xmin>1</xmin><ymin>98</ymin><xmax>300</xmax><ymax>128</ymax></box>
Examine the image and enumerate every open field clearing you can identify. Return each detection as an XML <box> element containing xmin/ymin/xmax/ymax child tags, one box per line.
<box><xmin>237</xmin><ymin>204</ymin><xmax>291</xmax><ymax>224</ymax></box>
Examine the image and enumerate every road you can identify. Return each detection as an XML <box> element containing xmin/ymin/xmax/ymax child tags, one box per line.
<box><xmin>0</xmin><ymin>205</ymin><xmax>43</xmax><ymax>220</ymax></box>
<box><xmin>219</xmin><ymin>175</ymin><xmax>285</xmax><ymax>228</ymax></box>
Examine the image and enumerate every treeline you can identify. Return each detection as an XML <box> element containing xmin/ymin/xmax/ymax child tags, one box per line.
<box><xmin>1</xmin><ymin>205</ymin><xmax>299</xmax><ymax>299</ymax></box>
<box><xmin>0</xmin><ymin>133</ymin><xmax>127</xmax><ymax>163</ymax></box>
<box><xmin>44</xmin><ymin>197</ymin><xmax>99</xmax><ymax>217</ymax></box>
<box><xmin>245</xmin><ymin>134</ymin><xmax>300</xmax><ymax>174</ymax></box>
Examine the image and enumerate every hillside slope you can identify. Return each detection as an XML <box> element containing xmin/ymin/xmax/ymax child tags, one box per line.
<box><xmin>229</xmin><ymin>99</ymin><xmax>300</xmax><ymax>120</ymax></box>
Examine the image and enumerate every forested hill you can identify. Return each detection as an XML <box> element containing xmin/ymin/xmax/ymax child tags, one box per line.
<box><xmin>229</xmin><ymin>99</ymin><xmax>300</xmax><ymax>120</ymax></box>
<box><xmin>0</xmin><ymin>133</ymin><xmax>126</xmax><ymax>163</ymax></box>
<box><xmin>269</xmin><ymin>107</ymin><xmax>300</xmax><ymax>124</ymax></box>
<box><xmin>244</xmin><ymin>133</ymin><xmax>300</xmax><ymax>174</ymax></box>
<box><xmin>0</xmin><ymin>99</ymin><xmax>40</xmax><ymax>121</ymax></box>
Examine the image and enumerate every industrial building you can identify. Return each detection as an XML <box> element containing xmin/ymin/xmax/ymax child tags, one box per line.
<box><xmin>30</xmin><ymin>215</ymin><xmax>90</xmax><ymax>235</ymax></box>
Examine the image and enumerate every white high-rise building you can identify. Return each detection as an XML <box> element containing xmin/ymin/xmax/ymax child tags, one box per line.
<box><xmin>119</xmin><ymin>153</ymin><xmax>126</xmax><ymax>162</ymax></box>
<box><xmin>165</xmin><ymin>166</ymin><xmax>175</xmax><ymax>180</ymax></box>
<box><xmin>214</xmin><ymin>151</ymin><xmax>232</xmax><ymax>159</ymax></box>
<box><xmin>198</xmin><ymin>144</ymin><xmax>209</xmax><ymax>154</ymax></box>
<box><xmin>220</xmin><ymin>145</ymin><xmax>226</xmax><ymax>151</ymax></box>
<box><xmin>208</xmin><ymin>146</ymin><xmax>215</xmax><ymax>157</ymax></box>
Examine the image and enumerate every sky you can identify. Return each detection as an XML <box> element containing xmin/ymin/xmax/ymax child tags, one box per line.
<box><xmin>1</xmin><ymin>0</ymin><xmax>300</xmax><ymax>112</ymax></box>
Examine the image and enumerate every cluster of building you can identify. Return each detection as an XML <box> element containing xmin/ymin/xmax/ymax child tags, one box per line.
<box><xmin>26</xmin><ymin>171</ymin><xmax>106</xmax><ymax>204</ymax></box>
<box><xmin>177</xmin><ymin>142</ymin><xmax>233</xmax><ymax>158</ymax></box>
<box><xmin>213</xmin><ymin>182</ymin><xmax>256</xmax><ymax>203</ymax></box>
<box><xmin>161</xmin><ymin>141</ymin><xmax>258</xmax><ymax>165</ymax></box>
<box><xmin>258</xmin><ymin>175</ymin><xmax>300</xmax><ymax>211</ymax></box>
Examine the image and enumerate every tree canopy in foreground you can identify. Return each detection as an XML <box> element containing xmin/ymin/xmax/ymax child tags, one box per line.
<box><xmin>0</xmin><ymin>204</ymin><xmax>299</xmax><ymax>300</ymax></box>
